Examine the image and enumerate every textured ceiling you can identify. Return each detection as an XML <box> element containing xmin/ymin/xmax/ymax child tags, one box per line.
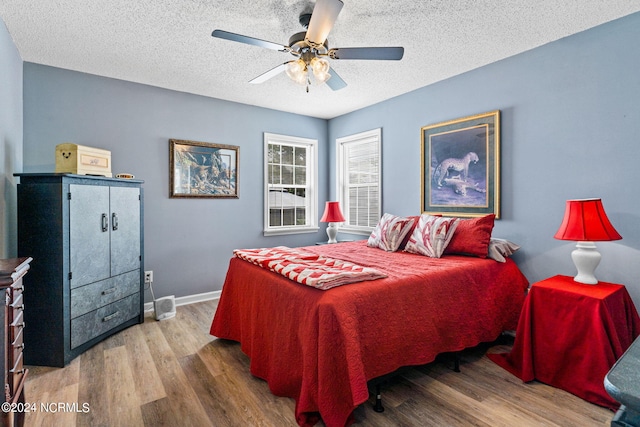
<box><xmin>2</xmin><ymin>1</ymin><xmax>640</xmax><ymax>119</ymax></box>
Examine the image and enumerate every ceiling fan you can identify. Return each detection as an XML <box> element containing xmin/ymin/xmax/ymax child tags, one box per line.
<box><xmin>211</xmin><ymin>0</ymin><xmax>404</xmax><ymax>92</ymax></box>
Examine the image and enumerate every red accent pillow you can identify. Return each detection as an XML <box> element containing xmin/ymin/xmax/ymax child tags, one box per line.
<box><xmin>444</xmin><ymin>214</ymin><xmax>495</xmax><ymax>258</ymax></box>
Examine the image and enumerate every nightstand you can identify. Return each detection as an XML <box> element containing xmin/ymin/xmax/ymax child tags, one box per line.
<box><xmin>490</xmin><ymin>275</ymin><xmax>640</xmax><ymax>409</ymax></box>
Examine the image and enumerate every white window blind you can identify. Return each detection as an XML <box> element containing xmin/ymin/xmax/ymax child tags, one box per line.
<box><xmin>337</xmin><ymin>129</ymin><xmax>381</xmax><ymax>234</ymax></box>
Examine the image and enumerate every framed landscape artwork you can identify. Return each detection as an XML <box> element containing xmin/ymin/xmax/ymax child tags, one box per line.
<box><xmin>170</xmin><ymin>139</ymin><xmax>239</xmax><ymax>198</ymax></box>
<box><xmin>420</xmin><ymin>110</ymin><xmax>500</xmax><ymax>218</ymax></box>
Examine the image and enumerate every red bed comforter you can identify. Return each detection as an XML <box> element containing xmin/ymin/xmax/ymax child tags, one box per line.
<box><xmin>210</xmin><ymin>241</ymin><xmax>529</xmax><ymax>426</ymax></box>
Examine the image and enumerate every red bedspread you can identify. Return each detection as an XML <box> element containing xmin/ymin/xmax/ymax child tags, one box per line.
<box><xmin>210</xmin><ymin>241</ymin><xmax>529</xmax><ymax>427</ymax></box>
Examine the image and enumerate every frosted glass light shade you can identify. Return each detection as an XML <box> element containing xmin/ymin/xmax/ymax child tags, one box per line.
<box><xmin>311</xmin><ymin>57</ymin><xmax>331</xmax><ymax>83</ymax></box>
<box><xmin>285</xmin><ymin>59</ymin><xmax>308</xmax><ymax>85</ymax></box>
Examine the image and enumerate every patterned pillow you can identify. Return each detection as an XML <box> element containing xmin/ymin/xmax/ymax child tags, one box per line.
<box><xmin>404</xmin><ymin>214</ymin><xmax>460</xmax><ymax>258</ymax></box>
<box><xmin>398</xmin><ymin>215</ymin><xmax>421</xmax><ymax>250</ymax></box>
<box><xmin>488</xmin><ymin>238</ymin><xmax>521</xmax><ymax>262</ymax></box>
<box><xmin>367</xmin><ymin>213</ymin><xmax>416</xmax><ymax>252</ymax></box>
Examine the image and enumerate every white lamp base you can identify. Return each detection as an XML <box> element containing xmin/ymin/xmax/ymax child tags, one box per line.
<box><xmin>571</xmin><ymin>241</ymin><xmax>601</xmax><ymax>285</ymax></box>
<box><xmin>326</xmin><ymin>222</ymin><xmax>339</xmax><ymax>244</ymax></box>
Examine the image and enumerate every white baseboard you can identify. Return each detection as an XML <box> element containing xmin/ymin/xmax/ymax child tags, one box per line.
<box><xmin>144</xmin><ymin>290</ymin><xmax>221</xmax><ymax>313</ymax></box>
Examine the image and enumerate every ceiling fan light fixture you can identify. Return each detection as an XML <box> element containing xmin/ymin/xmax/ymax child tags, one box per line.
<box><xmin>212</xmin><ymin>0</ymin><xmax>402</xmax><ymax>92</ymax></box>
<box><xmin>285</xmin><ymin>59</ymin><xmax>308</xmax><ymax>85</ymax></box>
<box><xmin>310</xmin><ymin>57</ymin><xmax>331</xmax><ymax>83</ymax></box>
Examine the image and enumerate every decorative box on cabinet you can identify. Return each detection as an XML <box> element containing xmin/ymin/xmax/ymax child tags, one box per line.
<box><xmin>0</xmin><ymin>256</ymin><xmax>32</xmax><ymax>427</ymax></box>
<box><xmin>15</xmin><ymin>173</ymin><xmax>144</xmax><ymax>367</ymax></box>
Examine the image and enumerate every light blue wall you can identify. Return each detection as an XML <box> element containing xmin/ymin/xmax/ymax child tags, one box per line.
<box><xmin>18</xmin><ymin>12</ymin><xmax>640</xmax><ymax>309</ymax></box>
<box><xmin>0</xmin><ymin>19</ymin><xmax>22</xmax><ymax>258</ymax></box>
<box><xmin>329</xmin><ymin>12</ymin><xmax>640</xmax><ymax>306</ymax></box>
<box><xmin>22</xmin><ymin>65</ymin><xmax>328</xmax><ymax>300</ymax></box>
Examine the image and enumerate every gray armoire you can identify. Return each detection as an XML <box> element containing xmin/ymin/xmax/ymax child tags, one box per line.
<box><xmin>15</xmin><ymin>174</ymin><xmax>144</xmax><ymax>367</ymax></box>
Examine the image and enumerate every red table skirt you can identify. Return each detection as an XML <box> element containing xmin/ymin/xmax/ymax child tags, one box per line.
<box><xmin>489</xmin><ymin>275</ymin><xmax>640</xmax><ymax>410</ymax></box>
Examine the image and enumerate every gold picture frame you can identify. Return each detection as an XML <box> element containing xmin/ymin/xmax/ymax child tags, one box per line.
<box><xmin>169</xmin><ymin>139</ymin><xmax>239</xmax><ymax>198</ymax></box>
<box><xmin>420</xmin><ymin>110</ymin><xmax>500</xmax><ymax>217</ymax></box>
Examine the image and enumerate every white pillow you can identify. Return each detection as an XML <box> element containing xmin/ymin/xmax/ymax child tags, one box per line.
<box><xmin>367</xmin><ymin>213</ymin><xmax>416</xmax><ymax>252</ymax></box>
<box><xmin>487</xmin><ymin>238</ymin><xmax>521</xmax><ymax>262</ymax></box>
<box><xmin>404</xmin><ymin>214</ymin><xmax>460</xmax><ymax>258</ymax></box>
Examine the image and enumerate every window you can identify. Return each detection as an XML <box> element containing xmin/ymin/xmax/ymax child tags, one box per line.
<box><xmin>264</xmin><ymin>133</ymin><xmax>318</xmax><ymax>236</ymax></box>
<box><xmin>337</xmin><ymin>128</ymin><xmax>381</xmax><ymax>234</ymax></box>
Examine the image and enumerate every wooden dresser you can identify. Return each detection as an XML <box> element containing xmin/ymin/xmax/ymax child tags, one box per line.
<box><xmin>0</xmin><ymin>257</ymin><xmax>31</xmax><ymax>427</ymax></box>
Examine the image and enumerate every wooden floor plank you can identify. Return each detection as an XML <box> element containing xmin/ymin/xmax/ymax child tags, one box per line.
<box><xmin>156</xmin><ymin>310</ymin><xmax>204</xmax><ymax>360</ymax></box>
<box><xmin>176</xmin><ymin>303</ymin><xmax>218</xmax><ymax>348</ymax></box>
<box><xmin>104</xmin><ymin>345</ymin><xmax>144</xmax><ymax>426</ymax></box>
<box><xmin>142</xmin><ymin>319</ymin><xmax>213</xmax><ymax>426</ymax></box>
<box><xmin>179</xmin><ymin>353</ymin><xmax>256</xmax><ymax>427</ymax></box>
<box><xmin>23</xmin><ymin>300</ymin><xmax>615</xmax><ymax>427</ymax></box>
<box><xmin>29</xmin><ymin>383</ymin><xmax>80</xmax><ymax>427</ymax></box>
<box><xmin>195</xmin><ymin>343</ymin><xmax>226</xmax><ymax>377</ymax></box>
<box><xmin>24</xmin><ymin>354</ymin><xmax>81</xmax><ymax>427</ymax></box>
<box><xmin>140</xmin><ymin>397</ymin><xmax>183</xmax><ymax>427</ymax></box>
<box><xmin>76</xmin><ymin>341</ymin><xmax>109</xmax><ymax>427</ymax></box>
<box><xmin>120</xmin><ymin>325</ymin><xmax>166</xmax><ymax>404</ymax></box>
<box><xmin>190</xmin><ymin>342</ymin><xmax>298</xmax><ymax>427</ymax></box>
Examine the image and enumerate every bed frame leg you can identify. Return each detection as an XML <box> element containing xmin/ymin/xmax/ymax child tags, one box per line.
<box><xmin>453</xmin><ymin>353</ymin><xmax>461</xmax><ymax>372</ymax></box>
<box><xmin>373</xmin><ymin>384</ymin><xmax>385</xmax><ymax>413</ymax></box>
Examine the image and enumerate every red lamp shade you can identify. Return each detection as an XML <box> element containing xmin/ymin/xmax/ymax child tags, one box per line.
<box><xmin>554</xmin><ymin>198</ymin><xmax>622</xmax><ymax>241</ymax></box>
<box><xmin>320</xmin><ymin>201</ymin><xmax>345</xmax><ymax>223</ymax></box>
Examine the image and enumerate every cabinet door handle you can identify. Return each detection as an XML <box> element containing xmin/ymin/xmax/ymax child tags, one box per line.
<box><xmin>101</xmin><ymin>287</ymin><xmax>116</xmax><ymax>296</ymax></box>
<box><xmin>102</xmin><ymin>311</ymin><xmax>120</xmax><ymax>322</ymax></box>
<box><xmin>112</xmin><ymin>213</ymin><xmax>118</xmax><ymax>231</ymax></box>
<box><xmin>101</xmin><ymin>213</ymin><xmax>108</xmax><ymax>232</ymax></box>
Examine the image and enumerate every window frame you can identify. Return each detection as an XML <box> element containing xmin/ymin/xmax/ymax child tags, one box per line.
<box><xmin>263</xmin><ymin>132</ymin><xmax>319</xmax><ymax>236</ymax></box>
<box><xmin>336</xmin><ymin>128</ymin><xmax>382</xmax><ymax>235</ymax></box>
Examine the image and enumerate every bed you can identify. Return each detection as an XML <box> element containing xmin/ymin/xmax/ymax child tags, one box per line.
<box><xmin>210</xmin><ymin>229</ymin><xmax>529</xmax><ymax>426</ymax></box>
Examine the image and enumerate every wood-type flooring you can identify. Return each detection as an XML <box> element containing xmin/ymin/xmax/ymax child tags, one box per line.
<box><xmin>23</xmin><ymin>300</ymin><xmax>613</xmax><ymax>426</ymax></box>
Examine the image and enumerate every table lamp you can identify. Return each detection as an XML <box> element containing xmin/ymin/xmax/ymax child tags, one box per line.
<box><xmin>320</xmin><ymin>201</ymin><xmax>345</xmax><ymax>244</ymax></box>
<box><xmin>554</xmin><ymin>198</ymin><xmax>622</xmax><ymax>284</ymax></box>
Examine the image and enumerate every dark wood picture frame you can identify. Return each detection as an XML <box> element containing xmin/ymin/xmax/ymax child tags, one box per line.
<box><xmin>169</xmin><ymin>139</ymin><xmax>239</xmax><ymax>198</ymax></box>
<box><xmin>420</xmin><ymin>110</ymin><xmax>500</xmax><ymax>218</ymax></box>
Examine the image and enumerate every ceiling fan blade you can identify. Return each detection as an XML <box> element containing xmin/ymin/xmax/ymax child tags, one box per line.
<box><xmin>326</xmin><ymin>67</ymin><xmax>347</xmax><ymax>91</ymax></box>
<box><xmin>329</xmin><ymin>47</ymin><xmax>404</xmax><ymax>60</ymax></box>
<box><xmin>212</xmin><ymin>29</ymin><xmax>289</xmax><ymax>52</ymax></box>
<box><xmin>249</xmin><ymin>63</ymin><xmax>288</xmax><ymax>84</ymax></box>
<box><xmin>305</xmin><ymin>0</ymin><xmax>344</xmax><ymax>46</ymax></box>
